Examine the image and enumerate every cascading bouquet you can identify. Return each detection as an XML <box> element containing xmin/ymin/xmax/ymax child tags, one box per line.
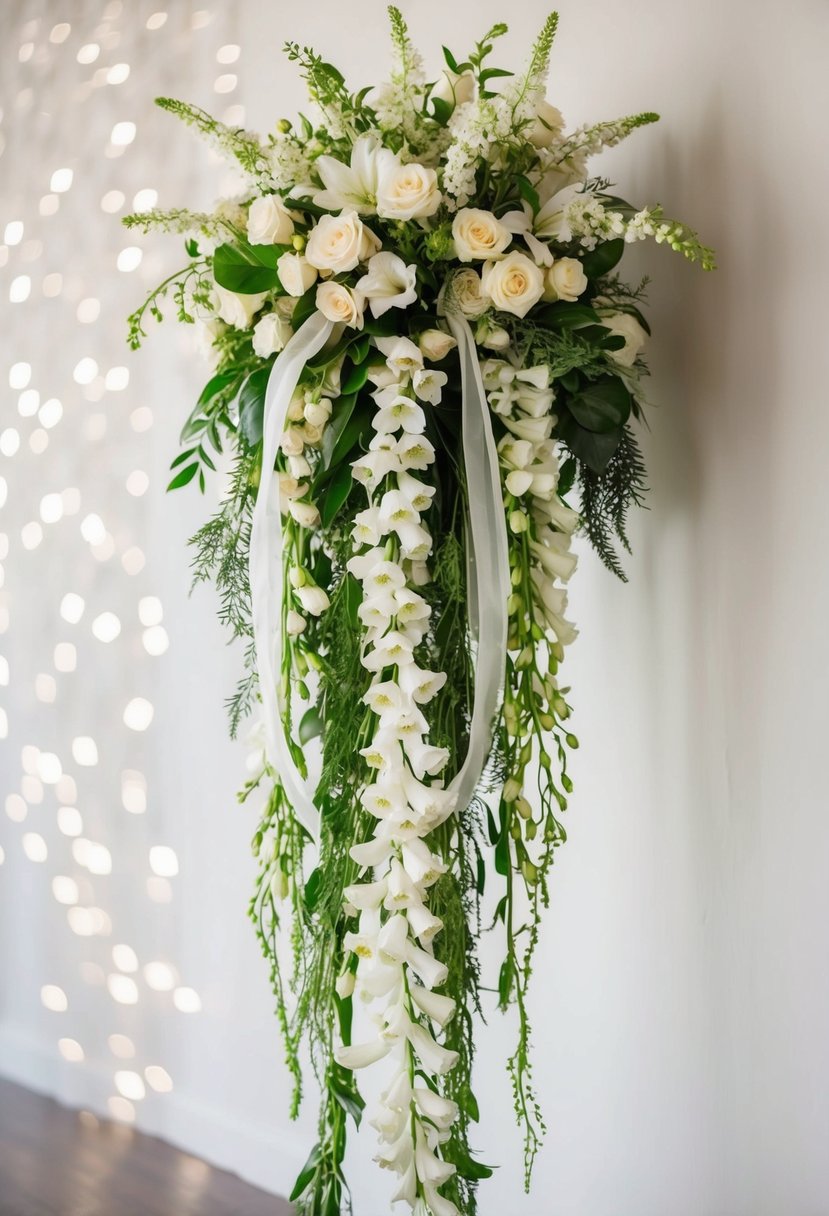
<box><xmin>125</xmin><ymin>10</ymin><xmax>712</xmax><ymax>1214</ymax></box>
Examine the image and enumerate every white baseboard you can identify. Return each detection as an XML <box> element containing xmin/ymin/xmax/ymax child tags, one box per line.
<box><xmin>0</xmin><ymin>1022</ymin><xmax>307</xmax><ymax>1200</ymax></box>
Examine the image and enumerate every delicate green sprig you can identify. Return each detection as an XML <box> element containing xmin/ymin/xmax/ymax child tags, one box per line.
<box><xmin>155</xmin><ymin>97</ymin><xmax>272</xmax><ymax>181</ymax></box>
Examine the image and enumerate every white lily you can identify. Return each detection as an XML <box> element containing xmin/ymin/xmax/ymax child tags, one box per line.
<box><xmin>357</xmin><ymin>252</ymin><xmax>418</xmax><ymax>318</ymax></box>
<box><xmin>313</xmin><ymin>134</ymin><xmax>398</xmax><ymax>215</ymax></box>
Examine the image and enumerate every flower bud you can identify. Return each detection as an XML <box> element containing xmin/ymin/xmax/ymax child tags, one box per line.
<box><xmin>516</xmin><ymin>796</ymin><xmax>532</xmax><ymax>820</ymax></box>
<box><xmin>291</xmin><ymin>233</ymin><xmax>306</xmax><ymax>252</ymax></box>
<box><xmin>509</xmin><ymin>509</ymin><xmax>529</xmax><ymax>534</ymax></box>
<box><xmin>565</xmin><ymin>733</ymin><xmax>579</xmax><ymax>749</ymax></box>
<box><xmin>521</xmin><ymin>859</ymin><xmax>538</xmax><ymax>885</ymax></box>
<box><xmin>335</xmin><ymin>970</ymin><xmax>355</xmax><ymax>999</ymax></box>
<box><xmin>277</xmin><ymin>118</ymin><xmax>292</xmax><ymax>133</ymax></box>
<box><xmin>503</xmin><ymin>777</ymin><xmax>521</xmax><ymax>803</ymax></box>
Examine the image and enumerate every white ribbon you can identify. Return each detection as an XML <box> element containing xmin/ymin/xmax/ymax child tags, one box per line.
<box><xmin>445</xmin><ymin>313</ymin><xmax>511</xmax><ymax>815</ymax></box>
<box><xmin>249</xmin><ymin>311</ymin><xmax>333</xmax><ymax>838</ymax></box>
<box><xmin>250</xmin><ymin>309</ymin><xmax>510</xmax><ymax>836</ymax></box>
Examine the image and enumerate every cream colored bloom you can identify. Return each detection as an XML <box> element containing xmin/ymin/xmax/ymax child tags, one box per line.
<box><xmin>430</xmin><ymin>68</ymin><xmax>476</xmax><ymax>108</ymax></box>
<box><xmin>602</xmin><ymin>311</ymin><xmax>648</xmax><ymax>367</ymax></box>
<box><xmin>418</xmin><ymin>329</ymin><xmax>456</xmax><ymax>361</ymax></box>
<box><xmin>452</xmin><ymin>208</ymin><xmax>511</xmax><ymax>262</ymax></box>
<box><xmin>528</xmin><ymin>99</ymin><xmax>565</xmax><ymax>149</ymax></box>
<box><xmin>277</xmin><ymin>252</ymin><xmax>318</xmax><ymax>297</ymax></box>
<box><xmin>252</xmin><ymin>312</ymin><xmax>292</xmax><ymax>358</ymax></box>
<box><xmin>356</xmin><ymin>252</ymin><xmax>418</xmax><ymax>318</ymax></box>
<box><xmin>316</xmin><ymin>281</ymin><xmax>365</xmax><ymax>329</ymax></box>
<box><xmin>482</xmin><ymin>252</ymin><xmax>545</xmax><ymax>318</ymax></box>
<box><xmin>377</xmin><ymin>162</ymin><xmax>440</xmax><ymax>221</ymax></box>
<box><xmin>445</xmin><ymin>268</ymin><xmax>489</xmax><ymax>319</ymax></box>
<box><xmin>213</xmin><ymin>283</ymin><xmax>267</xmax><ymax>330</ymax></box>
<box><xmin>313</xmin><ymin>134</ymin><xmax>398</xmax><ymax>214</ymax></box>
<box><xmin>305</xmin><ymin>210</ymin><xmax>381</xmax><ymax>273</ymax></box>
<box><xmin>544</xmin><ymin>257</ymin><xmax>588</xmax><ymax>303</ymax></box>
<box><xmin>247</xmin><ymin>194</ymin><xmax>295</xmax><ymax>244</ymax></box>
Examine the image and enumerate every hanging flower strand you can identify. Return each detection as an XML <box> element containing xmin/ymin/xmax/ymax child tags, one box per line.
<box><xmin>125</xmin><ymin>9</ymin><xmax>712</xmax><ymax>1213</ymax></box>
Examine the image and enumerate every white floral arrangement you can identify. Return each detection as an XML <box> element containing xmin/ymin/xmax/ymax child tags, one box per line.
<box><xmin>125</xmin><ymin>11</ymin><xmax>713</xmax><ymax>1215</ymax></box>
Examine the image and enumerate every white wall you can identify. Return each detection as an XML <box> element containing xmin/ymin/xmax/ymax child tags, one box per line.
<box><xmin>2</xmin><ymin>2</ymin><xmax>828</xmax><ymax>1214</ymax></box>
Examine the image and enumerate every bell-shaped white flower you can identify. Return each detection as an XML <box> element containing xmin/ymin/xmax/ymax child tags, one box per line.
<box><xmin>343</xmin><ymin>878</ymin><xmax>387</xmax><ymax>911</ymax></box>
<box><xmin>350</xmin><ymin>835</ymin><xmax>393</xmax><ymax>870</ymax></box>
<box><xmin>352</xmin><ymin>434</ymin><xmax>402</xmax><ymax>488</ymax></box>
<box><xmin>402</xmin><ymin>838</ymin><xmax>447</xmax><ymax>888</ymax></box>
<box><xmin>375</xmin><ymin>335</ymin><xmax>424</xmax><ymax>379</ymax></box>
<box><xmin>414</xmin><ymin>1131</ymin><xmax>456</xmax><ymax>1186</ymax></box>
<box><xmin>362</xmin><ymin>629</ymin><xmax>416</xmax><ymax>672</ymax></box>
<box><xmin>396</xmin><ymin>470</ymin><xmax>436</xmax><ymax>512</ymax></box>
<box><xmin>423</xmin><ymin>1182</ymin><xmax>460</xmax><ymax>1216</ymax></box>
<box><xmin>405</xmin><ymin>941</ymin><xmax>449</xmax><ymax>991</ymax></box>
<box><xmin>407</xmin><ymin>1022</ymin><xmax>458</xmax><ymax>1075</ymax></box>
<box><xmin>530</xmin><ymin>537</ymin><xmax>578</xmax><ymax>582</ymax></box>
<box><xmin>383</xmin><ymin>857</ymin><xmax>420</xmax><ymax>910</ymax></box>
<box><xmin>410</xmin><ymin>986</ymin><xmax>456</xmax><ymax>1028</ymax></box>
<box><xmin>352</xmin><ymin>505</ymin><xmax>383</xmax><ymax>547</ymax></box>
<box><xmin>405</xmin><ymin>737</ymin><xmax>450</xmax><ymax>778</ymax></box>
<box><xmin>412</xmin><ymin>368</ymin><xmax>448</xmax><ymax>406</ymax></box>
<box><xmin>335</xmin><ymin>1036</ymin><xmax>392</xmax><ymax>1070</ymax></box>
<box><xmin>377</xmin><ymin>914</ymin><xmax>410</xmax><ymax>964</ymax></box>
<box><xmin>363</xmin><ymin>559</ymin><xmax>407</xmax><ymax>594</ymax></box>
<box><xmin>398</xmin><ymin>663</ymin><xmax>447</xmax><ymax>705</ymax></box>
<box><xmin>396</xmin><ymin>432</ymin><xmax>436</xmax><ymax>471</ymax></box>
<box><xmin>373</xmin><ymin>394</ymin><xmax>426</xmax><ymax>436</ymax></box>
<box><xmin>375</xmin><ymin>1126</ymin><xmax>415</xmax><ymax>1173</ymax></box>
<box><xmin>360</xmin><ymin>780</ymin><xmax>407</xmax><ymax>821</ymax></box>
<box><xmin>402</xmin><ymin>771</ymin><xmax>456</xmax><ymax>827</ymax></box>
<box><xmin>406</xmin><ymin>902</ymin><xmax>444</xmax><ymax>946</ymax></box>
<box><xmin>413</xmin><ymin>1086</ymin><xmax>459</xmax><ymax>1131</ymax></box>
<box><xmin>390</xmin><ymin>1160</ymin><xmax>418</xmax><ymax>1204</ymax></box>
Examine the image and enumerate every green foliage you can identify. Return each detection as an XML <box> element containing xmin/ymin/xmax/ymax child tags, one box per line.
<box><xmin>155</xmin><ymin>97</ymin><xmax>272</xmax><ymax>182</ymax></box>
<box><xmin>576</xmin><ymin>426</ymin><xmax>649</xmax><ymax>581</ymax></box>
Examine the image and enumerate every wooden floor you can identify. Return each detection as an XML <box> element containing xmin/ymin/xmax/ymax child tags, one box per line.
<box><xmin>0</xmin><ymin>1077</ymin><xmax>292</xmax><ymax>1216</ymax></box>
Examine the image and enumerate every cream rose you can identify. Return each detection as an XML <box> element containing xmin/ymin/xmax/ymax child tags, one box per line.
<box><xmin>252</xmin><ymin>313</ymin><xmax>292</xmax><ymax>358</ymax></box>
<box><xmin>452</xmin><ymin>208</ymin><xmax>511</xmax><ymax>263</ymax></box>
<box><xmin>444</xmin><ymin>268</ymin><xmax>489</xmax><ymax>319</ymax></box>
<box><xmin>418</xmin><ymin>328</ymin><xmax>457</xmax><ymax>362</ymax></box>
<box><xmin>305</xmin><ymin>210</ymin><xmax>381</xmax><ymax>274</ymax></box>
<box><xmin>377</xmin><ymin>162</ymin><xmax>441</xmax><ymax>221</ymax></box>
<box><xmin>316</xmin><ymin>281</ymin><xmax>365</xmax><ymax>329</ymax></box>
<box><xmin>544</xmin><ymin>257</ymin><xmax>588</xmax><ymax>303</ymax></box>
<box><xmin>247</xmin><ymin>195</ymin><xmax>295</xmax><ymax>245</ymax></box>
<box><xmin>482</xmin><ymin>252</ymin><xmax>545</xmax><ymax>318</ymax></box>
<box><xmin>528</xmin><ymin>99</ymin><xmax>565</xmax><ymax>149</ymax></box>
<box><xmin>213</xmin><ymin>283</ymin><xmax>267</xmax><ymax>330</ymax></box>
<box><xmin>602</xmin><ymin>312</ymin><xmax>648</xmax><ymax>367</ymax></box>
<box><xmin>277</xmin><ymin>252</ymin><xmax>318</xmax><ymax>297</ymax></box>
<box><xmin>430</xmin><ymin>68</ymin><xmax>476</xmax><ymax>108</ymax></box>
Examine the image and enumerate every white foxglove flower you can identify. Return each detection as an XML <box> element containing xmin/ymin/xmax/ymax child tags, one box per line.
<box><xmin>353</xmin><ymin>505</ymin><xmax>384</xmax><ymax>547</ymax></box>
<box><xmin>396</xmin><ymin>470</ymin><xmax>436</xmax><ymax>512</ymax></box>
<box><xmin>414</xmin><ymin>1133</ymin><xmax>456</xmax><ymax>1185</ymax></box>
<box><xmin>390</xmin><ymin>1161</ymin><xmax>418</xmax><ymax>1205</ymax></box>
<box><xmin>406</xmin><ymin>902</ymin><xmax>444</xmax><ymax>945</ymax></box>
<box><xmin>402</xmin><ymin>839</ymin><xmax>447</xmax><ymax>888</ymax></box>
<box><xmin>410</xmin><ymin>985</ymin><xmax>455</xmax><ymax>1027</ymax></box>
<box><xmin>357</xmin><ymin>252</ymin><xmax>418</xmax><ymax>318</ymax></box>
<box><xmin>363</xmin><ymin>680</ymin><xmax>406</xmax><ymax>718</ymax></box>
<box><xmin>397</xmin><ymin>664</ymin><xmax>447</xmax><ymax>705</ymax></box>
<box><xmin>404</xmin><ymin>940</ymin><xmax>448</xmax><ymax>991</ymax></box>
<box><xmin>407</xmin><ymin>1023</ymin><xmax>458</xmax><ymax>1075</ymax></box>
<box><xmin>423</xmin><ymin>1183</ymin><xmax>460</xmax><ymax>1216</ymax></box>
<box><xmin>505</xmin><ymin>469</ymin><xmax>534</xmax><ymax>497</ymax></box>
<box><xmin>360</xmin><ymin>781</ymin><xmax>407</xmax><ymax>820</ymax></box>
<box><xmin>375</xmin><ymin>335</ymin><xmax>423</xmax><ymax>378</ymax></box>
<box><xmin>288</xmin><ymin>499</ymin><xmax>320</xmax><ymax>527</ymax></box>
<box><xmin>412</xmin><ymin>368</ymin><xmax>448</xmax><ymax>405</ymax></box>
<box><xmin>362</xmin><ymin>560</ymin><xmax>407</xmax><ymax>594</ymax></box>
<box><xmin>350</xmin><ymin>835</ymin><xmax>393</xmax><ymax>869</ymax></box>
<box><xmin>405</xmin><ymin>738</ymin><xmax>450</xmax><ymax>778</ymax></box>
<box><xmin>313</xmin><ymin>134</ymin><xmax>398</xmax><ymax>214</ymax></box>
<box><xmin>363</xmin><ymin>631</ymin><xmax>416</xmax><ymax>671</ymax></box>
<box><xmin>502</xmin><ymin>413</ymin><xmax>554</xmax><ymax>443</ymax></box>
<box><xmin>373</xmin><ymin>395</ymin><xmax>427</xmax><ymax>435</ymax></box>
<box><xmin>335</xmin><ymin>1038</ymin><xmax>392</xmax><ymax>1069</ymax></box>
<box><xmin>343</xmin><ymin>879</ymin><xmax>387</xmax><ymax>910</ymax></box>
<box><xmin>377</xmin><ymin>914</ymin><xmax>410</xmax><ymax>963</ymax></box>
<box><xmin>384</xmin><ymin>858</ymin><xmax>420</xmax><ymax>909</ymax></box>
<box><xmin>532</xmin><ymin>535</ymin><xmax>577</xmax><ymax>582</ymax></box>
<box><xmin>397</xmin><ymin>433</ymin><xmax>436</xmax><ymax>471</ymax></box>
<box><xmin>413</xmin><ymin>1086</ymin><xmax>459</xmax><ymax>1130</ymax></box>
<box><xmin>402</xmin><ymin>771</ymin><xmax>456</xmax><ymax>825</ymax></box>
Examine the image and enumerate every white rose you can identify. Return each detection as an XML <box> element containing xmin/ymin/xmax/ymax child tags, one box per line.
<box><xmin>356</xmin><ymin>252</ymin><xmax>418</xmax><ymax>318</ymax></box>
<box><xmin>377</xmin><ymin>162</ymin><xmax>441</xmax><ymax>221</ymax></box>
<box><xmin>478</xmin><ymin>324</ymin><xmax>511</xmax><ymax>351</ymax></box>
<box><xmin>446</xmin><ymin>268</ymin><xmax>489</xmax><ymax>319</ymax></box>
<box><xmin>316</xmin><ymin>281</ymin><xmax>365</xmax><ymax>329</ymax></box>
<box><xmin>482</xmin><ymin>252</ymin><xmax>545</xmax><ymax>318</ymax></box>
<box><xmin>305</xmin><ymin>210</ymin><xmax>381</xmax><ymax>273</ymax></box>
<box><xmin>214</xmin><ymin>282</ymin><xmax>267</xmax><ymax>330</ymax></box>
<box><xmin>544</xmin><ymin>257</ymin><xmax>588</xmax><ymax>303</ymax></box>
<box><xmin>528</xmin><ymin>99</ymin><xmax>565</xmax><ymax>149</ymax></box>
<box><xmin>252</xmin><ymin>313</ymin><xmax>292</xmax><ymax>358</ymax></box>
<box><xmin>277</xmin><ymin>252</ymin><xmax>318</xmax><ymax>297</ymax></box>
<box><xmin>430</xmin><ymin>68</ymin><xmax>476</xmax><ymax>108</ymax></box>
<box><xmin>418</xmin><ymin>328</ymin><xmax>456</xmax><ymax>361</ymax></box>
<box><xmin>247</xmin><ymin>195</ymin><xmax>295</xmax><ymax>245</ymax></box>
<box><xmin>452</xmin><ymin>208</ymin><xmax>511</xmax><ymax>262</ymax></box>
<box><xmin>602</xmin><ymin>312</ymin><xmax>648</xmax><ymax>367</ymax></box>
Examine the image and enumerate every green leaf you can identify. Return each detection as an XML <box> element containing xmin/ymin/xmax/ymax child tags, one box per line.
<box><xmin>480</xmin><ymin>67</ymin><xmax>514</xmax><ymax>83</ymax></box>
<box><xmin>330</xmin><ymin>1063</ymin><xmax>365</xmax><ymax>1126</ymax></box>
<box><xmin>362</xmin><ymin>311</ymin><xmax>400</xmax><ymax>337</ymax></box>
<box><xmin>299</xmin><ymin>706</ymin><xmax>323</xmax><ymax>744</ymax></box>
<box><xmin>494</xmin><ymin>827</ymin><xmax>510</xmax><ymax>876</ymax></box>
<box><xmin>184</xmin><ymin>237</ymin><xmax>199</xmax><ymax>258</ymax></box>
<box><xmin>581</xmin><ymin>238</ymin><xmax>625</xmax><ymax>280</ymax></box>
<box><xmin>558</xmin><ymin>412</ymin><xmax>623</xmax><ymax>474</ymax></box>
<box><xmin>213</xmin><ymin>242</ymin><xmax>280</xmax><ymax>294</ymax></box>
<box><xmin>167</xmin><ymin>462</ymin><xmax>198</xmax><ymax>491</ymax></box>
<box><xmin>238</xmin><ymin>365</ymin><xmax>271</xmax><ymax>446</ymax></box>
<box><xmin>558</xmin><ymin>456</ymin><xmax>577</xmax><ymax>497</ymax></box>
<box><xmin>498</xmin><ymin>957</ymin><xmax>514</xmax><ymax>1006</ymax></box>
<box><xmin>567</xmin><ymin>375</ymin><xmax>631</xmax><ymax>433</ymax></box>
<box><xmin>442</xmin><ymin>45</ymin><xmax>459</xmax><ymax>73</ymax></box>
<box><xmin>349</xmin><ymin>334</ymin><xmax>371</xmax><ymax>364</ymax></box>
<box><xmin>319</xmin><ymin>464</ymin><xmax>353</xmax><ymax>528</ymax></box>
<box><xmin>289</xmin><ymin>1144</ymin><xmax>322</xmax><ymax>1202</ymax></box>
<box><xmin>316</xmin><ymin>393</ymin><xmax>357</xmax><ymax>478</ymax></box>
<box><xmin>291</xmin><ymin>284</ymin><xmax>318</xmax><ymax>329</ymax></box>
<box><xmin>304</xmin><ymin>866</ymin><xmax>322</xmax><ymax>911</ymax></box>
<box><xmin>341</xmin><ymin>360</ymin><xmax>372</xmax><ymax>395</ymax></box>
<box><xmin>431</xmin><ymin>96</ymin><xmax>453</xmax><ymax>126</ymax></box>
<box><xmin>557</xmin><ymin>369</ymin><xmax>580</xmax><ymax>393</ymax></box>
<box><xmin>170</xmin><ymin>447</ymin><xmax>196</xmax><ymax>471</ymax></box>
<box><xmin>325</xmin><ymin>400</ymin><xmax>371</xmax><ymax>477</ymax></box>
<box><xmin>536</xmin><ymin>301</ymin><xmax>599</xmax><ymax>331</ymax></box>
<box><xmin>515</xmin><ymin>175</ymin><xmax>540</xmax><ymax>214</ymax></box>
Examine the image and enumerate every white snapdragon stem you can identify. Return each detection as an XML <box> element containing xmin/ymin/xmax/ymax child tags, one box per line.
<box><xmin>336</xmin><ymin>348</ymin><xmax>461</xmax><ymax>1216</ymax></box>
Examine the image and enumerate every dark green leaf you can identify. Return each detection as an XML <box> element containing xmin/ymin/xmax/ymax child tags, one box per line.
<box><xmin>349</xmin><ymin>334</ymin><xmax>371</xmax><ymax>364</ymax></box>
<box><xmin>557</xmin><ymin>369</ymin><xmax>580</xmax><ymax>393</ymax></box>
<box><xmin>316</xmin><ymin>393</ymin><xmax>357</xmax><ymax>478</ymax></box>
<box><xmin>292</xmin><ymin>285</ymin><xmax>318</xmax><ymax>329</ymax></box>
<box><xmin>515</xmin><ymin>175</ymin><xmax>540</xmax><ymax>214</ymax></box>
<box><xmin>558</xmin><ymin>412</ymin><xmax>623</xmax><ymax>474</ymax></box>
<box><xmin>213</xmin><ymin>242</ymin><xmax>280</xmax><ymax>294</ymax></box>
<box><xmin>184</xmin><ymin>237</ymin><xmax>199</xmax><ymax>258</ymax></box>
<box><xmin>494</xmin><ymin>828</ymin><xmax>510</xmax><ymax>876</ymax></box>
<box><xmin>167</xmin><ymin>462</ymin><xmax>198</xmax><ymax>491</ymax></box>
<box><xmin>362</xmin><ymin>311</ymin><xmax>400</xmax><ymax>337</ymax></box>
<box><xmin>536</xmin><ymin>301</ymin><xmax>599</xmax><ymax>331</ymax></box>
<box><xmin>581</xmin><ymin>238</ymin><xmax>625</xmax><ymax>280</ymax></box>
<box><xmin>341</xmin><ymin>360</ymin><xmax>372</xmax><ymax>395</ymax></box>
<box><xmin>319</xmin><ymin>464</ymin><xmax>353</xmax><ymax>528</ymax></box>
<box><xmin>431</xmin><ymin>96</ymin><xmax>453</xmax><ymax>126</ymax></box>
<box><xmin>170</xmin><ymin>447</ymin><xmax>196</xmax><ymax>470</ymax></box>
<box><xmin>238</xmin><ymin>366</ymin><xmax>271</xmax><ymax>446</ymax></box>
<box><xmin>498</xmin><ymin>957</ymin><xmax>514</xmax><ymax>1006</ymax></box>
<box><xmin>304</xmin><ymin>866</ymin><xmax>322</xmax><ymax>911</ymax></box>
<box><xmin>558</xmin><ymin>456</ymin><xmax>577</xmax><ymax>497</ymax></box>
<box><xmin>567</xmin><ymin>375</ymin><xmax>631</xmax><ymax>433</ymax></box>
<box><xmin>330</xmin><ymin>1063</ymin><xmax>365</xmax><ymax>1126</ymax></box>
<box><xmin>325</xmin><ymin>400</ymin><xmax>371</xmax><ymax>476</ymax></box>
<box><xmin>299</xmin><ymin>706</ymin><xmax>323</xmax><ymax>745</ymax></box>
<box><xmin>289</xmin><ymin>1144</ymin><xmax>322</xmax><ymax>1202</ymax></box>
<box><xmin>480</xmin><ymin>67</ymin><xmax>514</xmax><ymax>82</ymax></box>
<box><xmin>442</xmin><ymin>45</ymin><xmax>459</xmax><ymax>73</ymax></box>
